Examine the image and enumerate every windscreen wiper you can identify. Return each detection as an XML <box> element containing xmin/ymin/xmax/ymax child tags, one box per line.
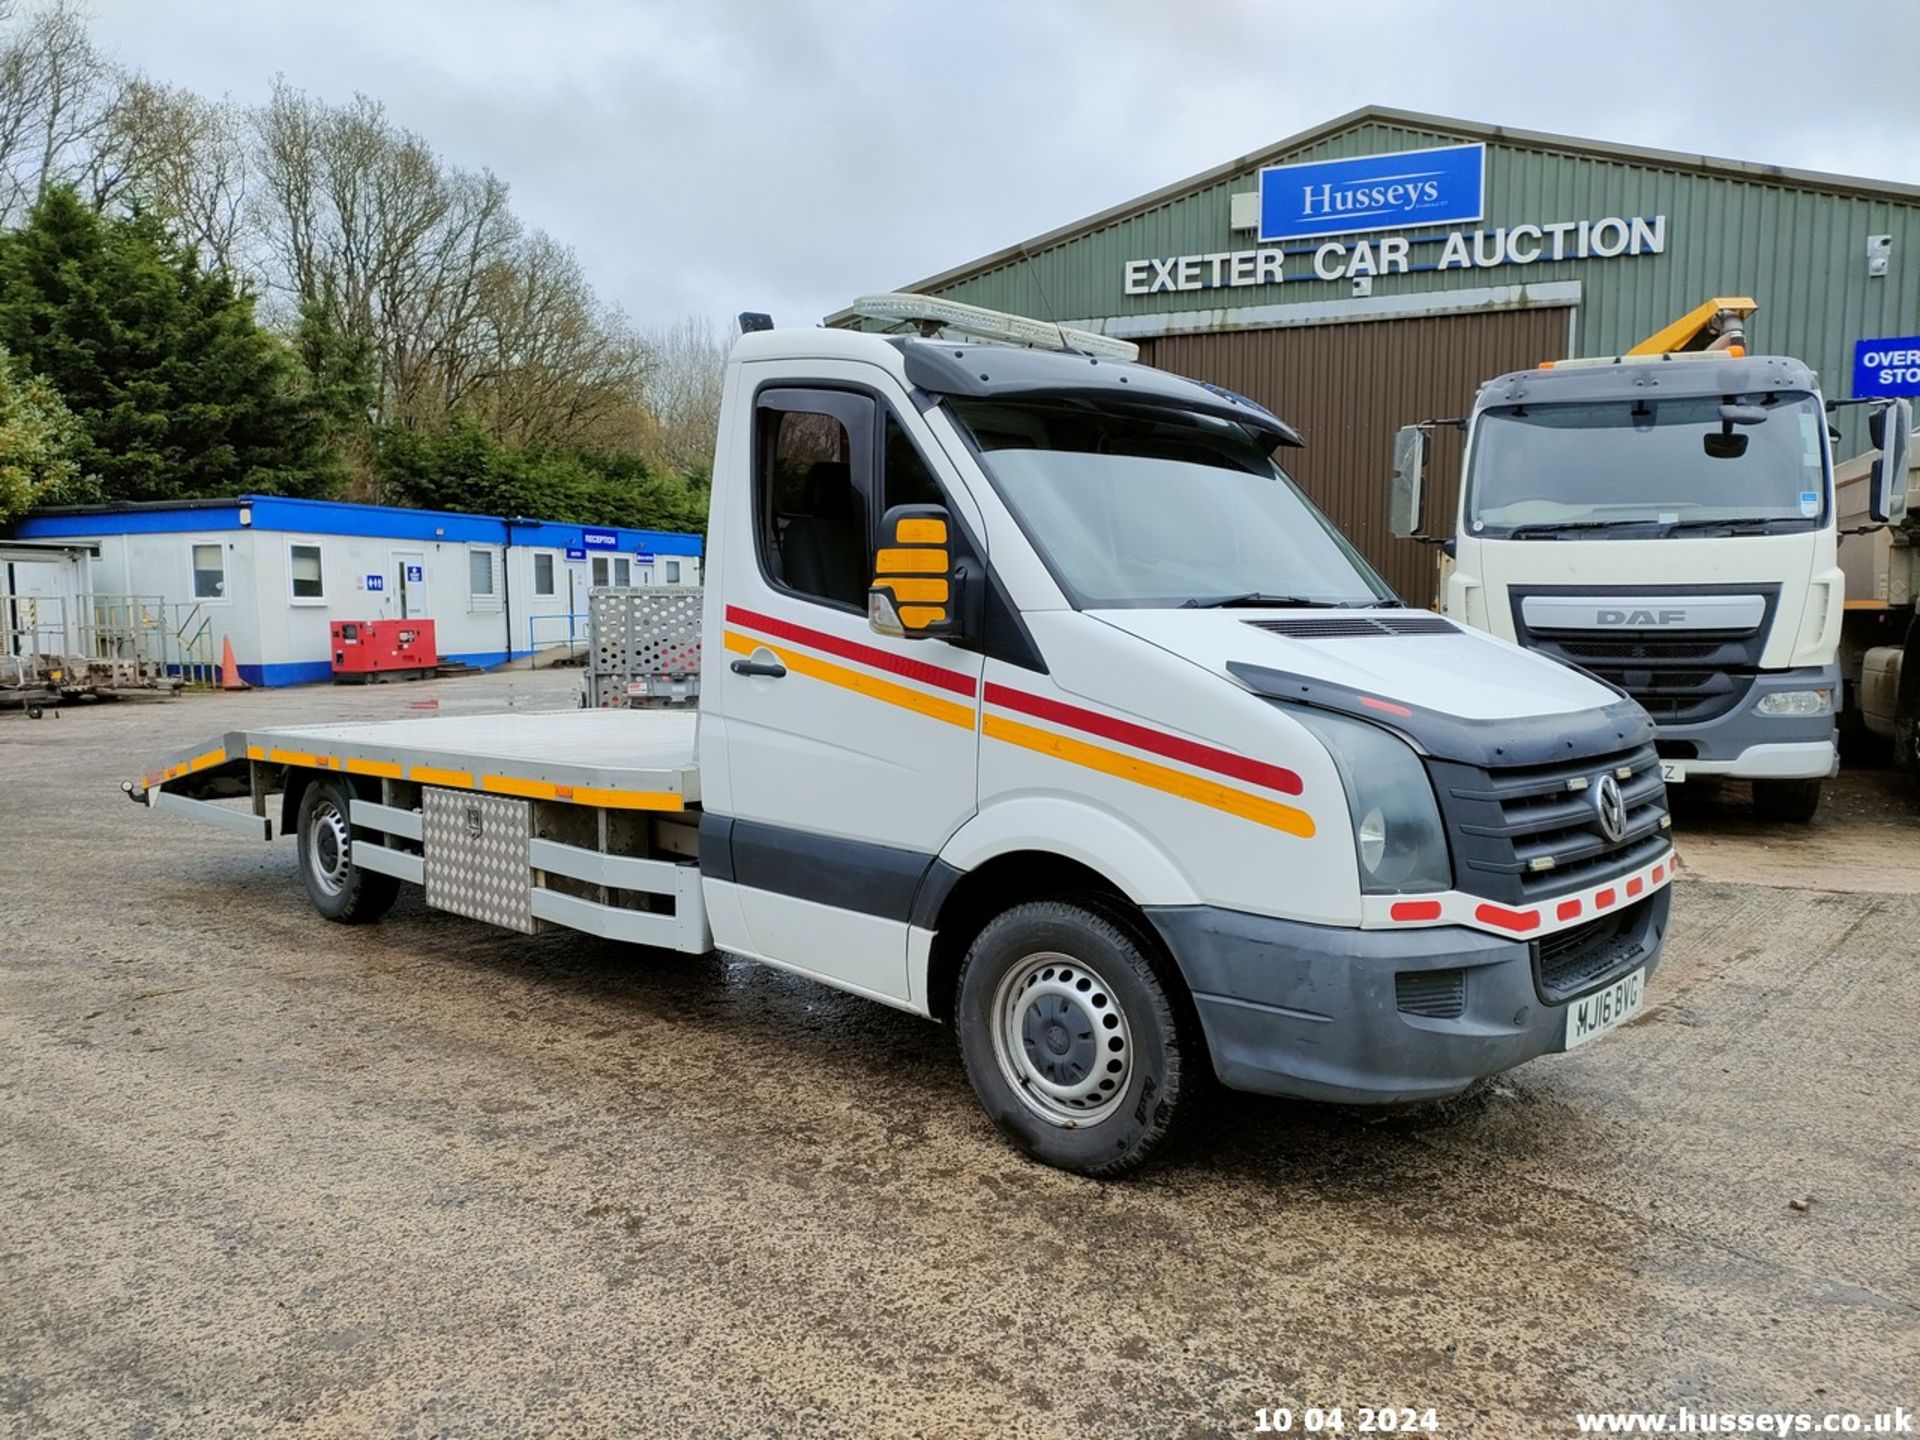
<box><xmin>1182</xmin><ymin>592</ymin><xmax>1323</xmax><ymax>609</ymax></box>
<box><xmin>1504</xmin><ymin>520</ymin><xmax>1631</xmax><ymax>539</ymax></box>
<box><xmin>1660</xmin><ymin>516</ymin><xmax>1788</xmax><ymax>535</ymax></box>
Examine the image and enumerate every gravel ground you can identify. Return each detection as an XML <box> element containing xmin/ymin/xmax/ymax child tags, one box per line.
<box><xmin>2</xmin><ymin>674</ymin><xmax>1916</xmax><ymax>1439</ymax></box>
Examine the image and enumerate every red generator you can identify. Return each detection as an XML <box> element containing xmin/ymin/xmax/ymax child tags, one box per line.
<box><xmin>330</xmin><ymin>619</ymin><xmax>438</xmax><ymax>683</ymax></box>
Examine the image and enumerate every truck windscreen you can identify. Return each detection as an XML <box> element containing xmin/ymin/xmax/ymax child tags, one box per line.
<box><xmin>1466</xmin><ymin>392</ymin><xmax>1828</xmax><ymax>538</ymax></box>
<box><xmin>948</xmin><ymin>398</ymin><xmax>1393</xmax><ymax>609</ymax></box>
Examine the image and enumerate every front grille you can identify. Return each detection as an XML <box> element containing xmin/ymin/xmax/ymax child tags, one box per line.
<box><xmin>1395</xmin><ymin>969</ymin><xmax>1466</xmax><ymax>1019</ymax></box>
<box><xmin>1428</xmin><ymin>741</ymin><xmax>1671</xmax><ymax>903</ymax></box>
<box><xmin>1533</xmin><ymin>899</ymin><xmax>1654</xmax><ymax>1003</ymax></box>
<box><xmin>1245</xmin><ymin>613</ymin><xmax>1460</xmax><ymax>639</ymax></box>
<box><xmin>1508</xmin><ymin>588</ymin><xmax>1778</xmax><ymax>731</ymax></box>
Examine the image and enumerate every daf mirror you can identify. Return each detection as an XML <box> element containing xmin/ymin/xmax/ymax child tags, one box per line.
<box><xmin>1389</xmin><ymin>426</ymin><xmax>1430</xmax><ymax>539</ymax></box>
<box><xmin>1869</xmin><ymin>398</ymin><xmax>1912</xmax><ymax>526</ymax></box>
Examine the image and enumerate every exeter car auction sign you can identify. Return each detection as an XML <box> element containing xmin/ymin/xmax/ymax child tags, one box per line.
<box><xmin>1853</xmin><ymin>336</ymin><xmax>1920</xmax><ymax>397</ymax></box>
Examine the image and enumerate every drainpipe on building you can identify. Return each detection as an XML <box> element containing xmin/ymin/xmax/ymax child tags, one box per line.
<box><xmin>501</xmin><ymin>517</ymin><xmax>517</xmax><ymax>668</ymax></box>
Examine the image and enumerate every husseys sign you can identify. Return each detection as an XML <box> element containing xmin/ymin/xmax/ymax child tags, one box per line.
<box><xmin>1121</xmin><ymin>142</ymin><xmax>1668</xmax><ymax>296</ymax></box>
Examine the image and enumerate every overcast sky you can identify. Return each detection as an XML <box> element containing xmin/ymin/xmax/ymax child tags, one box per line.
<box><xmin>88</xmin><ymin>0</ymin><xmax>1920</xmax><ymax>334</ymax></box>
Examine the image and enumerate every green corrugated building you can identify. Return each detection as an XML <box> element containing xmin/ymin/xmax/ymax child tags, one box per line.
<box><xmin>839</xmin><ymin>106</ymin><xmax>1920</xmax><ymax>599</ymax></box>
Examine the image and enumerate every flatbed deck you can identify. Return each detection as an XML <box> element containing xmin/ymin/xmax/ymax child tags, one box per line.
<box><xmin>135</xmin><ymin>709</ymin><xmax>700</xmax><ymax>811</ymax></box>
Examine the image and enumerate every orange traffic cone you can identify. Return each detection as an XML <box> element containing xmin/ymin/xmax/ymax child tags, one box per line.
<box><xmin>220</xmin><ymin>636</ymin><xmax>249</xmax><ymax>691</ymax></box>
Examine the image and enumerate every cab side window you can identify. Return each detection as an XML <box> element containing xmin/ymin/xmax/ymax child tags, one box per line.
<box><xmin>755</xmin><ymin>390</ymin><xmax>874</xmax><ymax>611</ymax></box>
<box><xmin>882</xmin><ymin>413</ymin><xmax>946</xmax><ymax>515</ymax></box>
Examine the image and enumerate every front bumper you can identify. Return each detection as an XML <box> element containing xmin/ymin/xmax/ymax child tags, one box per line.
<box><xmin>1658</xmin><ymin>664</ymin><xmax>1839</xmax><ymax>780</ymax></box>
<box><xmin>1146</xmin><ymin>887</ymin><xmax>1671</xmax><ymax>1104</ymax></box>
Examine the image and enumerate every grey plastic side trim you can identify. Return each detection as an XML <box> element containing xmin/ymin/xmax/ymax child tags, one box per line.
<box><xmin>528</xmin><ymin>888</ymin><xmax>709</xmax><ymax>952</ymax></box>
<box><xmin>350</xmin><ymin>799</ymin><xmax>423</xmax><ymax>840</ymax></box>
<box><xmin>151</xmin><ymin>789</ymin><xmax>272</xmax><ymax>841</ymax></box>
<box><xmin>527</xmin><ymin>837</ymin><xmax>701</xmax><ymax>898</ymax></box>
<box><xmin>352</xmin><ymin>843</ymin><xmax>424</xmax><ymax>884</ymax></box>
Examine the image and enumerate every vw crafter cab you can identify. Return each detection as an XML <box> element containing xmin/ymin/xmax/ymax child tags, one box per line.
<box><xmin>131</xmin><ymin>297</ymin><xmax>1676</xmax><ymax>1175</ymax></box>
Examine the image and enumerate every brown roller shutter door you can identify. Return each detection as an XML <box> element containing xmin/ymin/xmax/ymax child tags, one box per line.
<box><xmin>1138</xmin><ymin>307</ymin><xmax>1571</xmax><ymax>606</ymax></box>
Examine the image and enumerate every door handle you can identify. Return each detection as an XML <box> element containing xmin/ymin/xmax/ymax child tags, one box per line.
<box><xmin>730</xmin><ymin>658</ymin><xmax>787</xmax><ymax>679</ymax></box>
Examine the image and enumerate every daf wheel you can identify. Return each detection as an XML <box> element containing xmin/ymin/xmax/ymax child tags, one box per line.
<box><xmin>956</xmin><ymin>897</ymin><xmax>1195</xmax><ymax>1177</ymax></box>
<box><xmin>296</xmin><ymin>776</ymin><xmax>399</xmax><ymax>923</ymax></box>
<box><xmin>1752</xmin><ymin>777</ymin><xmax>1822</xmax><ymax>824</ymax></box>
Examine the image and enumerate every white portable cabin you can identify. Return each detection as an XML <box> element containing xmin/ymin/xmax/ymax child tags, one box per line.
<box><xmin>5</xmin><ymin>496</ymin><xmax>703</xmax><ymax>685</ymax></box>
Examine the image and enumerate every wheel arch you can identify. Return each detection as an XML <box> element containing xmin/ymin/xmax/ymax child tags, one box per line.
<box><xmin>915</xmin><ymin>799</ymin><xmax>1202</xmax><ymax>1023</ymax></box>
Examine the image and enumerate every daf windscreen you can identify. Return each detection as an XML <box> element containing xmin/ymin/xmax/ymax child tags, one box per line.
<box><xmin>948</xmin><ymin>398</ymin><xmax>1394</xmax><ymax>610</ymax></box>
<box><xmin>1465</xmin><ymin>391</ymin><xmax>1829</xmax><ymax>539</ymax></box>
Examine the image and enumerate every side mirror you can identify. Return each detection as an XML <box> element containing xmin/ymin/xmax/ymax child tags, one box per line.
<box><xmin>1868</xmin><ymin>399</ymin><xmax>1912</xmax><ymax>526</ymax></box>
<box><xmin>869</xmin><ymin>504</ymin><xmax>959</xmax><ymax>640</ymax></box>
<box><xmin>1389</xmin><ymin>425</ymin><xmax>1430</xmax><ymax>539</ymax></box>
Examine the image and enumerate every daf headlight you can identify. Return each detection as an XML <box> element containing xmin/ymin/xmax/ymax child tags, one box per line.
<box><xmin>1755</xmin><ymin>688</ymin><xmax>1831</xmax><ymax>717</ymax></box>
<box><xmin>1291</xmin><ymin>709</ymin><xmax>1451</xmax><ymax>895</ymax></box>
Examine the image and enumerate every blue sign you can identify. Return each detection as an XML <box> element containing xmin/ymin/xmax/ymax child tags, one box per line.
<box><xmin>405</xmin><ymin>564</ymin><xmax>424</xmax><ymax>583</ymax></box>
<box><xmin>365</xmin><ymin>574</ymin><xmax>385</xmax><ymax>592</ymax></box>
<box><xmin>565</xmin><ymin>545</ymin><xmax>586</xmax><ymax>561</ymax></box>
<box><xmin>1853</xmin><ymin>336</ymin><xmax>1920</xmax><ymax>398</ymax></box>
<box><xmin>1258</xmin><ymin>143</ymin><xmax>1485</xmax><ymax>243</ymax></box>
<box><xmin>582</xmin><ymin>530</ymin><xmax>618</xmax><ymax>549</ymax></box>
<box><xmin>633</xmin><ymin>552</ymin><xmax>655</xmax><ymax>564</ymax></box>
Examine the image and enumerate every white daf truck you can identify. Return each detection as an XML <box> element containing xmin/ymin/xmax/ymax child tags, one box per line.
<box><xmin>1392</xmin><ymin>299</ymin><xmax>1911</xmax><ymax>824</ymax></box>
<box><xmin>130</xmin><ymin>297</ymin><xmax>1676</xmax><ymax>1176</ymax></box>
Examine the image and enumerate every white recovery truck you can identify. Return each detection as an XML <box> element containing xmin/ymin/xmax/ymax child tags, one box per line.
<box><xmin>131</xmin><ymin>297</ymin><xmax>1677</xmax><ymax>1176</ymax></box>
<box><xmin>1392</xmin><ymin>299</ymin><xmax>1912</xmax><ymax>823</ymax></box>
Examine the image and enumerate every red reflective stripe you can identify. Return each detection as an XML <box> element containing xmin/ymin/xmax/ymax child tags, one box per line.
<box><xmin>1475</xmin><ymin>903</ymin><xmax>1541</xmax><ymax>933</ymax></box>
<box><xmin>1651</xmin><ymin>862</ymin><xmax>1666</xmax><ymax>883</ymax></box>
<box><xmin>1594</xmin><ymin>888</ymin><xmax>1617</xmax><ymax>910</ymax></box>
<box><xmin>1626</xmin><ymin>876</ymin><xmax>1644</xmax><ymax>897</ymax></box>
<box><xmin>1556</xmin><ymin>899</ymin><xmax>1582</xmax><ymax>921</ymax></box>
<box><xmin>1360</xmin><ymin>695</ymin><xmax>1413</xmax><ymax>717</ymax></box>
<box><xmin>1390</xmin><ymin>900</ymin><xmax>1443</xmax><ymax>922</ymax></box>
<box><xmin>725</xmin><ymin>605</ymin><xmax>977</xmax><ymax>697</ymax></box>
<box><xmin>984</xmin><ymin>683</ymin><xmax>1304</xmax><ymax>797</ymax></box>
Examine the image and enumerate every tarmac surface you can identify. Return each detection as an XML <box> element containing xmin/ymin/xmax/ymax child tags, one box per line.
<box><xmin>2</xmin><ymin>672</ymin><xmax>1916</xmax><ymax>1438</ymax></box>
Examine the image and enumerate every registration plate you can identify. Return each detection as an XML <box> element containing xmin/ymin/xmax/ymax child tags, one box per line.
<box><xmin>1565</xmin><ymin>967</ymin><xmax>1646</xmax><ymax>1049</ymax></box>
<box><xmin>1659</xmin><ymin>760</ymin><xmax>1686</xmax><ymax>783</ymax></box>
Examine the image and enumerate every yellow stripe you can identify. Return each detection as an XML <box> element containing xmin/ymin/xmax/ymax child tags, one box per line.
<box><xmin>724</xmin><ymin>629</ymin><xmax>973</xmax><ymax>729</ymax></box>
<box><xmin>245</xmin><ymin>744</ymin><xmax>265</xmax><ymax>761</ymax></box>
<box><xmin>984</xmin><ymin>713</ymin><xmax>1315</xmax><ymax>838</ymax></box>
<box><xmin>572</xmin><ymin>785</ymin><xmax>685</xmax><ymax>811</ymax></box>
<box><xmin>482</xmin><ymin>773</ymin><xmax>559</xmax><ymax>801</ymax></box>
<box><xmin>896</xmin><ymin>518</ymin><xmax>947</xmax><ymax>544</ymax></box>
<box><xmin>187</xmin><ymin>747</ymin><xmax>229</xmax><ymax>773</ymax></box>
<box><xmin>410</xmin><ymin>764</ymin><xmax>475</xmax><ymax>789</ymax></box>
<box><xmin>1843</xmin><ymin>598</ymin><xmax>1886</xmax><ymax>610</ymax></box>
<box><xmin>267</xmin><ymin>747</ymin><xmax>321</xmax><ymax>768</ymax></box>
<box><xmin>875</xmin><ymin>547</ymin><xmax>947</xmax><ymax>574</ymax></box>
<box><xmin>345</xmin><ymin>756</ymin><xmax>405</xmax><ymax>779</ymax></box>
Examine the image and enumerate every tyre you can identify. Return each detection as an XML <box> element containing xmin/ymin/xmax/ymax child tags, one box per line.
<box><xmin>296</xmin><ymin>776</ymin><xmax>399</xmax><ymax>923</ymax></box>
<box><xmin>955</xmin><ymin>897</ymin><xmax>1195</xmax><ymax>1178</ymax></box>
<box><xmin>1752</xmin><ymin>777</ymin><xmax>1822</xmax><ymax>824</ymax></box>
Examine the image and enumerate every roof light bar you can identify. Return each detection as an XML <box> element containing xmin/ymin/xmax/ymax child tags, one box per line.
<box><xmin>850</xmin><ymin>292</ymin><xmax>1139</xmax><ymax>362</ymax></box>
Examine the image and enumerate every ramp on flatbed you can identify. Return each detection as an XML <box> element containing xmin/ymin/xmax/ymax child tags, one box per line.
<box><xmin>137</xmin><ymin>709</ymin><xmax>700</xmax><ymax>811</ymax></box>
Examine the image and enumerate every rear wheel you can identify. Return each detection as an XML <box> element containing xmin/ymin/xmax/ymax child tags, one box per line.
<box><xmin>297</xmin><ymin>776</ymin><xmax>399</xmax><ymax>923</ymax></box>
<box><xmin>955</xmin><ymin>898</ymin><xmax>1195</xmax><ymax>1177</ymax></box>
<box><xmin>1752</xmin><ymin>777</ymin><xmax>1822</xmax><ymax>824</ymax></box>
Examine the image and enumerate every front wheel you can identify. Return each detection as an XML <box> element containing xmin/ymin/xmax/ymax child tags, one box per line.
<box><xmin>1752</xmin><ymin>777</ymin><xmax>1822</xmax><ymax>824</ymax></box>
<box><xmin>955</xmin><ymin>898</ymin><xmax>1196</xmax><ymax>1177</ymax></box>
<box><xmin>297</xmin><ymin>777</ymin><xmax>399</xmax><ymax>923</ymax></box>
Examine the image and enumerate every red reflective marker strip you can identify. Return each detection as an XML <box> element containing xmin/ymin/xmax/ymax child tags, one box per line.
<box><xmin>726</xmin><ymin>605</ymin><xmax>978</xmax><ymax>697</ymax></box>
<box><xmin>1626</xmin><ymin>876</ymin><xmax>1644</xmax><ymax>897</ymax></box>
<box><xmin>1594</xmin><ymin>888</ymin><xmax>1617</xmax><ymax>910</ymax></box>
<box><xmin>1651</xmin><ymin>862</ymin><xmax>1666</xmax><ymax>883</ymax></box>
<box><xmin>1359</xmin><ymin>695</ymin><xmax>1413</xmax><ymax>717</ymax></box>
<box><xmin>984</xmin><ymin>683</ymin><xmax>1304</xmax><ymax>797</ymax></box>
<box><xmin>1475</xmin><ymin>902</ymin><xmax>1541</xmax><ymax>933</ymax></box>
<box><xmin>1556</xmin><ymin>899</ymin><xmax>1582</xmax><ymax>921</ymax></box>
<box><xmin>1390</xmin><ymin>899</ymin><xmax>1443</xmax><ymax>922</ymax></box>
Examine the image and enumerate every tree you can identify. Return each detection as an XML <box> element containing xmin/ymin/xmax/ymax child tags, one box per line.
<box><xmin>640</xmin><ymin>315</ymin><xmax>728</xmax><ymax>473</ymax></box>
<box><xmin>0</xmin><ymin>186</ymin><xmax>342</xmax><ymax>501</ymax></box>
<box><xmin>0</xmin><ymin>343</ymin><xmax>95</xmax><ymax>521</ymax></box>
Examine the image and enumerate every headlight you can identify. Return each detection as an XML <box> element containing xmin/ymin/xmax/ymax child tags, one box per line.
<box><xmin>1755</xmin><ymin>689</ymin><xmax>1831</xmax><ymax>717</ymax></box>
<box><xmin>1290</xmin><ymin>709</ymin><xmax>1451</xmax><ymax>895</ymax></box>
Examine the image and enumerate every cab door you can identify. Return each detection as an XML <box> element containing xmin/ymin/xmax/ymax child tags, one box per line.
<box><xmin>712</xmin><ymin>376</ymin><xmax>983</xmax><ymax>1002</ymax></box>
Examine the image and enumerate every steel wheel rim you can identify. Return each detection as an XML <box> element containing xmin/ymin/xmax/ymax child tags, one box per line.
<box><xmin>989</xmin><ymin>950</ymin><xmax>1134</xmax><ymax>1128</ymax></box>
<box><xmin>309</xmin><ymin>798</ymin><xmax>351</xmax><ymax>897</ymax></box>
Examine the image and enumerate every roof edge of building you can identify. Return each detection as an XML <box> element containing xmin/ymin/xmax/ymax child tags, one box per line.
<box><xmin>826</xmin><ymin>104</ymin><xmax>1920</xmax><ymax>322</ymax></box>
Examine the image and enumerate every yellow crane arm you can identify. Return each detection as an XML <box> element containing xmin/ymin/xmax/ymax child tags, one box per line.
<box><xmin>1625</xmin><ymin>297</ymin><xmax>1759</xmax><ymax>356</ymax></box>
